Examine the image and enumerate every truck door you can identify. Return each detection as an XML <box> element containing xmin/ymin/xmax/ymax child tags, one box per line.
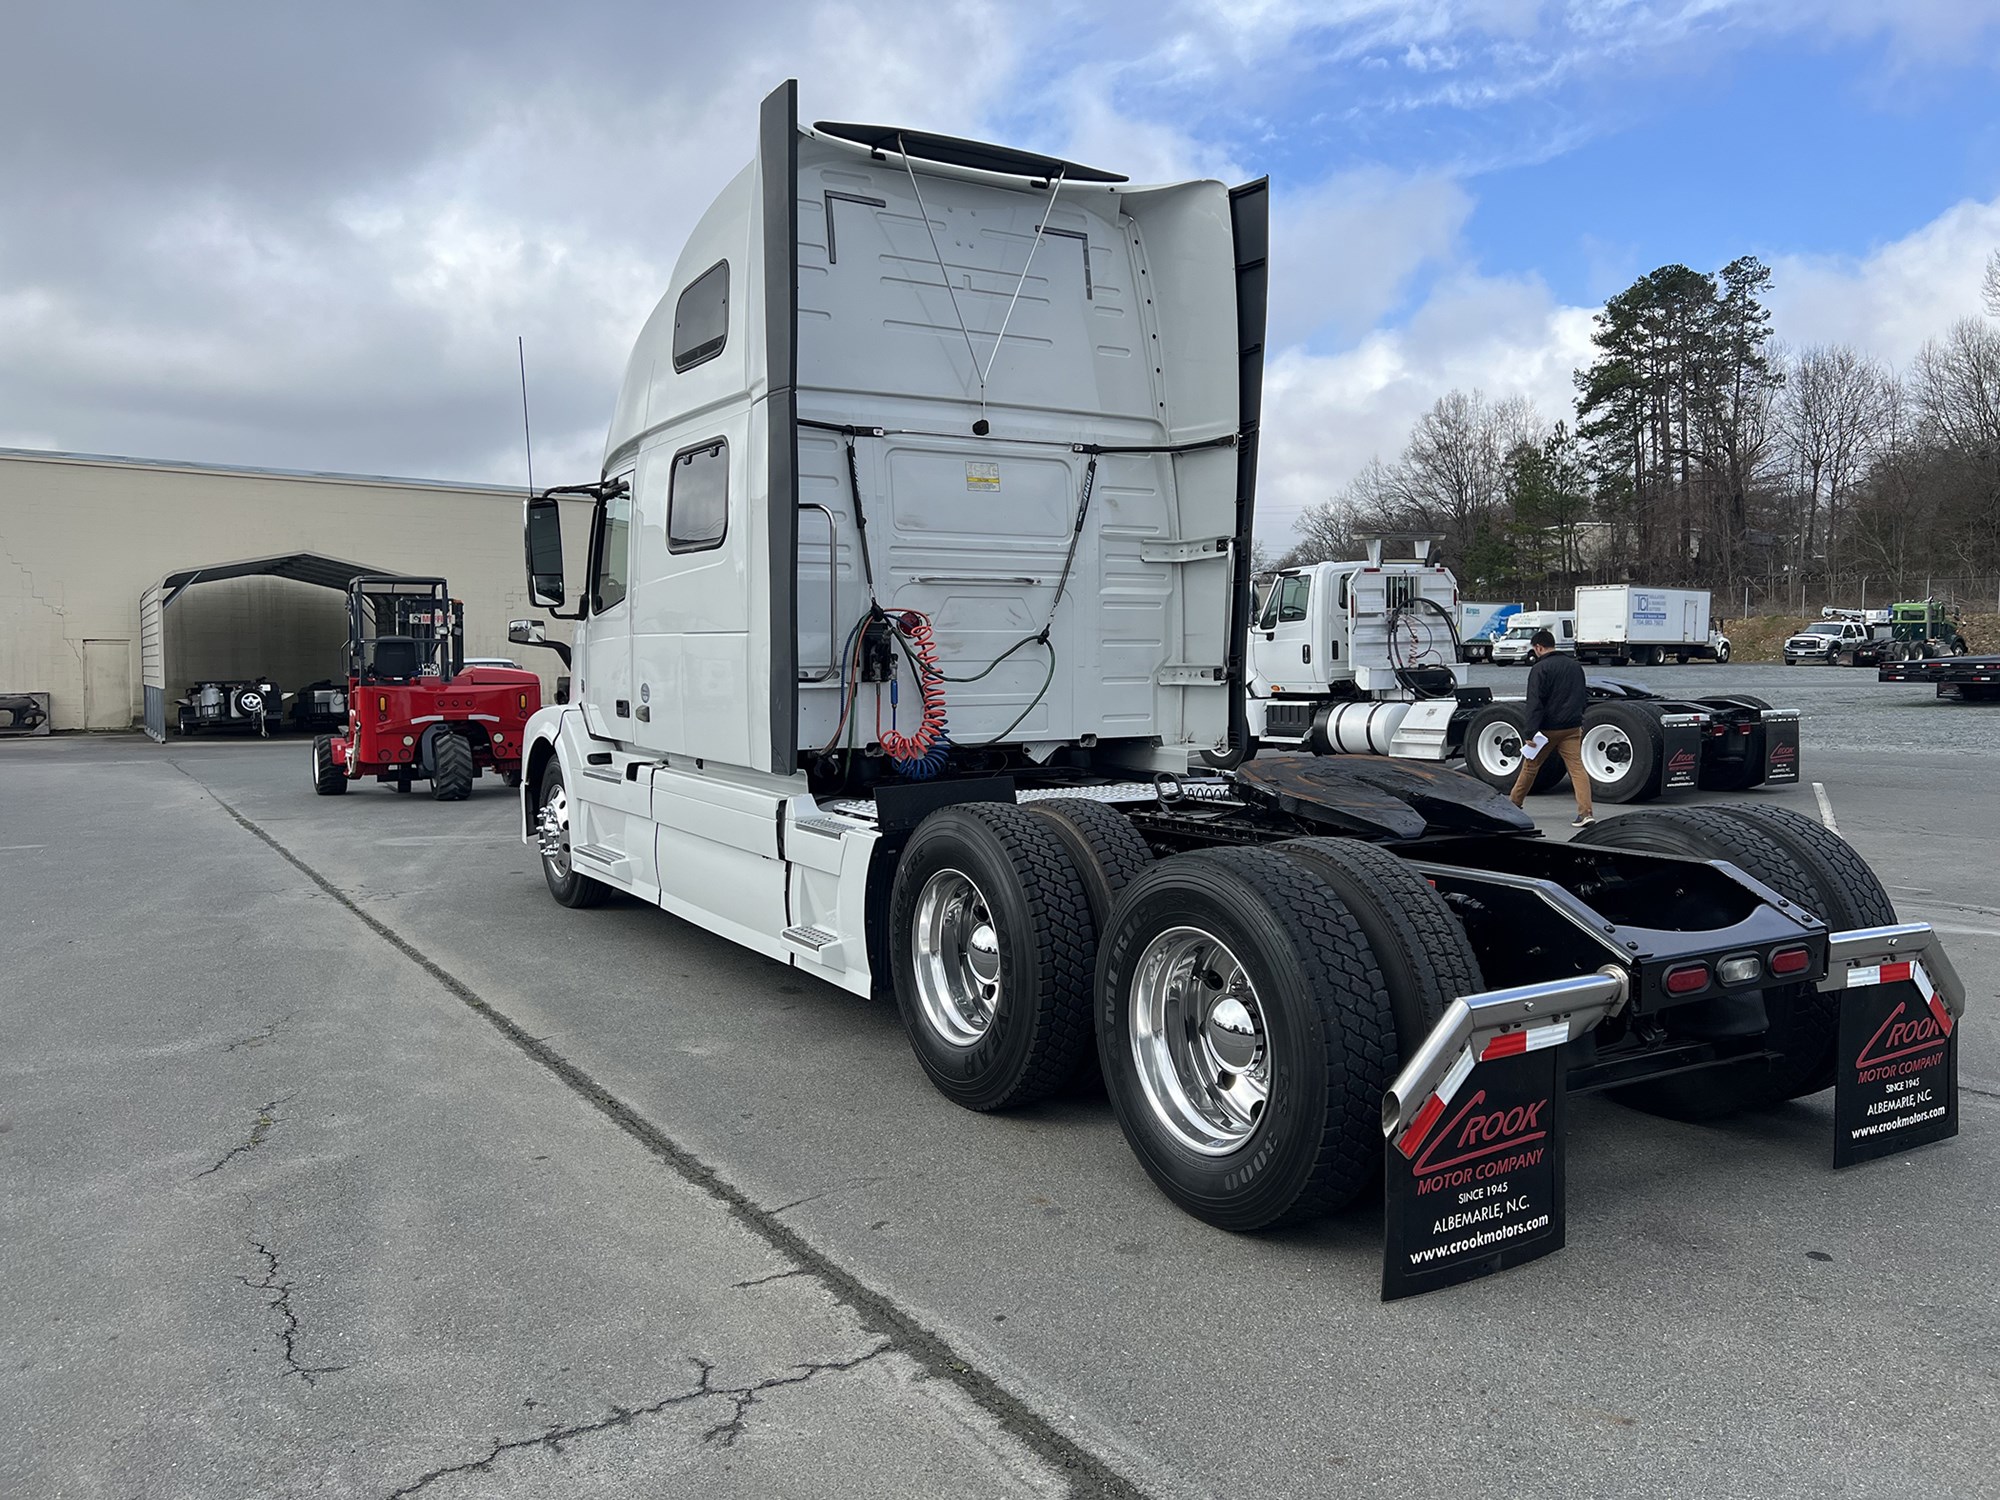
<box><xmin>1253</xmin><ymin>572</ymin><xmax>1313</xmax><ymax>691</ymax></box>
<box><xmin>1684</xmin><ymin>597</ymin><xmax>1701</xmax><ymax>641</ymax></box>
<box><xmin>579</xmin><ymin>481</ymin><xmax>635</xmax><ymax>741</ymax></box>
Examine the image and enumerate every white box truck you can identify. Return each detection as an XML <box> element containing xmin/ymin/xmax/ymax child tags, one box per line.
<box><xmin>1575</xmin><ymin>585</ymin><xmax>1729</xmax><ymax>665</ymax></box>
<box><xmin>503</xmin><ymin>81</ymin><xmax>1959</xmax><ymax>1296</ymax></box>
<box><xmin>1489</xmin><ymin>609</ymin><xmax>1575</xmax><ymax>664</ymax></box>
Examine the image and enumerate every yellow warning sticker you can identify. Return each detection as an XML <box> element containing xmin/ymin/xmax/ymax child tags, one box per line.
<box><xmin>965</xmin><ymin>462</ymin><xmax>1000</xmax><ymax>492</ymax></box>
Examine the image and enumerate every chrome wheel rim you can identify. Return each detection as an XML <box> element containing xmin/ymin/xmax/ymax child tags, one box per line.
<box><xmin>912</xmin><ymin>869</ymin><xmax>1002</xmax><ymax>1046</ymax></box>
<box><xmin>1130</xmin><ymin>926</ymin><xmax>1269</xmax><ymax>1155</ymax></box>
<box><xmin>538</xmin><ymin>783</ymin><xmax>572</xmax><ymax>879</ymax></box>
<box><xmin>1474</xmin><ymin>720</ymin><xmax>1523</xmax><ymax>778</ymax></box>
<box><xmin>1581</xmin><ymin>723</ymin><xmax>1634</xmax><ymax>783</ymax></box>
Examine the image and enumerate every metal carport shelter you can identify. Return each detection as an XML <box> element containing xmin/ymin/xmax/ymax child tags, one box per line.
<box><xmin>140</xmin><ymin>553</ymin><xmax>401</xmax><ymax>741</ymax></box>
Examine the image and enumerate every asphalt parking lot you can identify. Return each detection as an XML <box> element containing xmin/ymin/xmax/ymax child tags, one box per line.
<box><xmin>5</xmin><ymin>663</ymin><xmax>1996</xmax><ymax>1500</ymax></box>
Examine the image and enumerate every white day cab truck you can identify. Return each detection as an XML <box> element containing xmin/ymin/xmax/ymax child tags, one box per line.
<box><xmin>1232</xmin><ymin>547</ymin><xmax>1792</xmax><ymax>805</ymax></box>
<box><xmin>508</xmin><ymin>83</ymin><xmax>1964</xmax><ymax>1298</ymax></box>
<box><xmin>1574</xmin><ymin>585</ymin><xmax>1730</xmax><ymax>666</ymax></box>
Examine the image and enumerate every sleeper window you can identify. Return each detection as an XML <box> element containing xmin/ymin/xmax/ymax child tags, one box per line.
<box><xmin>669</xmin><ymin>439</ymin><xmax>729</xmax><ymax>552</ymax></box>
<box><xmin>672</xmin><ymin>261</ymin><xmax>729</xmax><ymax>372</ymax></box>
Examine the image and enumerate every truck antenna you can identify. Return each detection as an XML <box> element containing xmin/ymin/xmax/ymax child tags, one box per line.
<box><xmin>517</xmin><ymin>335</ymin><xmax>537</xmax><ymax>499</ymax></box>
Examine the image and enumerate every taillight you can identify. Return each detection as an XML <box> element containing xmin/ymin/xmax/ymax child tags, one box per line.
<box><xmin>1769</xmin><ymin>946</ymin><xmax>1811</xmax><ymax>978</ymax></box>
<box><xmin>1664</xmin><ymin>963</ymin><xmax>1710</xmax><ymax>996</ymax></box>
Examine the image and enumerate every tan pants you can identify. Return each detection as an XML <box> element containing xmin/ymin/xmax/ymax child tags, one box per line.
<box><xmin>1509</xmin><ymin>726</ymin><xmax>1593</xmax><ymax>817</ymax></box>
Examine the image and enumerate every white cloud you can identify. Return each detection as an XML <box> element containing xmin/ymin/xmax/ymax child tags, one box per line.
<box><xmin>1268</xmin><ymin>167</ymin><xmax>1472</xmax><ymax>342</ymax></box>
<box><xmin>1257</xmin><ymin>270</ymin><xmax>1596</xmax><ymax>539</ymax></box>
<box><xmin>1769</xmin><ymin>196</ymin><xmax>2000</xmax><ymax>370</ymax></box>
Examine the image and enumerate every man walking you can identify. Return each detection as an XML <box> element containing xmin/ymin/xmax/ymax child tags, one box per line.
<box><xmin>1511</xmin><ymin>629</ymin><xmax>1594</xmax><ymax>827</ymax></box>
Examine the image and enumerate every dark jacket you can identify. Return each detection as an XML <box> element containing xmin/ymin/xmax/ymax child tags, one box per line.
<box><xmin>1523</xmin><ymin>649</ymin><xmax>1587</xmax><ymax>737</ymax></box>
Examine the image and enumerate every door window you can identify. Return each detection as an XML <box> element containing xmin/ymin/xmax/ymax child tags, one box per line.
<box><xmin>593</xmin><ymin>491</ymin><xmax>632</xmax><ymax>613</ymax></box>
<box><xmin>668</xmin><ymin>439</ymin><xmax>730</xmax><ymax>553</ymax></box>
<box><xmin>1276</xmin><ymin>574</ymin><xmax>1311</xmax><ymax>624</ymax></box>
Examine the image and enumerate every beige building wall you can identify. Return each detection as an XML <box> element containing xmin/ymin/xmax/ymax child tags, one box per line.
<box><xmin>0</xmin><ymin>450</ymin><xmax>594</xmax><ymax>731</ymax></box>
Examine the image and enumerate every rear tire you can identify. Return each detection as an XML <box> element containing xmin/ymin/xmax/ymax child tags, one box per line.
<box><xmin>431</xmin><ymin>732</ymin><xmax>474</xmax><ymax>801</ymax></box>
<box><xmin>1097</xmin><ymin>847</ymin><xmax>1393</xmax><ymax>1230</ymax></box>
<box><xmin>537</xmin><ymin>762</ymin><xmax>609</xmax><ymax>909</ymax></box>
<box><xmin>889</xmin><ymin>803</ymin><xmax>1097</xmax><ymax>1111</ymax></box>
<box><xmin>1023</xmin><ymin>798</ymin><xmax>1153</xmax><ymax>935</ymax></box>
<box><xmin>1271</xmin><ymin>838</ymin><xmax>1483</xmax><ymax>1057</ymax></box>
<box><xmin>1578</xmin><ymin>702</ymin><xmax>1662</xmax><ymax>804</ymax></box>
<box><xmin>1573</xmin><ymin>807</ymin><xmax>1839</xmax><ymax>1114</ymax></box>
<box><xmin>1462</xmin><ymin>703</ymin><xmax>1564</xmax><ymax>795</ymax></box>
<box><xmin>311</xmin><ymin>735</ymin><xmax>347</xmax><ymax>796</ymax></box>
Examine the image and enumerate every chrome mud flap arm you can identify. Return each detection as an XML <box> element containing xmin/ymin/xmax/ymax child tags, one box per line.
<box><xmin>1821</xmin><ymin>924</ymin><xmax>1963</xmax><ymax>1168</ymax></box>
<box><xmin>1379</xmin><ymin>969</ymin><xmax>1629</xmax><ymax>1301</ymax></box>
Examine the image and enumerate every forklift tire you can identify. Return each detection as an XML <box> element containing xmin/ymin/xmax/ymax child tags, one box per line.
<box><xmin>1573</xmin><ymin>807</ymin><xmax>1838</xmax><ymax>1116</ymax></box>
<box><xmin>310</xmin><ymin>735</ymin><xmax>347</xmax><ymax>796</ymax></box>
<box><xmin>431</xmin><ymin>732</ymin><xmax>474</xmax><ymax>801</ymax></box>
<box><xmin>889</xmin><ymin>802</ymin><xmax>1097</xmax><ymax>1111</ymax></box>
<box><xmin>537</xmin><ymin>763</ymin><xmax>609</xmax><ymax>909</ymax></box>
<box><xmin>1578</xmin><ymin>702</ymin><xmax>1662</xmax><ymax>804</ymax></box>
<box><xmin>1462</xmin><ymin>703</ymin><xmax>1564</xmax><ymax>795</ymax></box>
<box><xmin>1023</xmin><ymin>798</ymin><xmax>1153</xmax><ymax>935</ymax></box>
<box><xmin>1096</xmin><ymin>846</ymin><xmax>1393</xmax><ymax>1231</ymax></box>
<box><xmin>1272</xmin><ymin>838</ymin><xmax>1483</xmax><ymax>1058</ymax></box>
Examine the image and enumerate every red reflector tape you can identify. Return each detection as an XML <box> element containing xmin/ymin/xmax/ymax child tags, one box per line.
<box><xmin>1395</xmin><ymin>1093</ymin><xmax>1445</xmax><ymax>1158</ymax></box>
<box><xmin>1480</xmin><ymin>1020</ymin><xmax>1569</xmax><ymax>1061</ymax></box>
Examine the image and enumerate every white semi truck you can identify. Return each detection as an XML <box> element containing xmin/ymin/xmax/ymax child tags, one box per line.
<box><xmin>509</xmin><ymin>83</ymin><xmax>1963</xmax><ymax>1296</ymax></box>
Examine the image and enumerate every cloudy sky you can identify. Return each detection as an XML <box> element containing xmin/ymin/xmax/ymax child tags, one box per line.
<box><xmin>4</xmin><ymin>1</ymin><xmax>1997</xmax><ymax>547</ymax></box>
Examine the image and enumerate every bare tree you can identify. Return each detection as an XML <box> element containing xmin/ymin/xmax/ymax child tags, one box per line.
<box><xmin>1984</xmin><ymin>248</ymin><xmax>2000</xmax><ymax>319</ymax></box>
<box><xmin>1777</xmin><ymin>343</ymin><xmax>1890</xmax><ymax>580</ymax></box>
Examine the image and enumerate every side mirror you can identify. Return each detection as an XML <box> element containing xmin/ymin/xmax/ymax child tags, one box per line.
<box><xmin>526</xmin><ymin>494</ymin><xmax>566</xmax><ymax>608</ymax></box>
<box><xmin>508</xmin><ymin>618</ymin><xmax>547</xmax><ymax>646</ymax></box>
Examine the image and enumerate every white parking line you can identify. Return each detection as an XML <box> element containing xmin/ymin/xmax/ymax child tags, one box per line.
<box><xmin>1812</xmin><ymin>781</ymin><xmax>1839</xmax><ymax>834</ymax></box>
<box><xmin>0</xmin><ymin>844</ymin><xmax>47</xmax><ymax>852</ymax></box>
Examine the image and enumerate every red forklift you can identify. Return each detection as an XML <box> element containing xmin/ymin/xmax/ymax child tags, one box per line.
<box><xmin>311</xmin><ymin>576</ymin><xmax>539</xmax><ymax>799</ymax></box>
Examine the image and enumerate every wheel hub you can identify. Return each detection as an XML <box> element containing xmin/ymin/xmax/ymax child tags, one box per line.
<box><xmin>912</xmin><ymin>869</ymin><xmax>1002</xmax><ymax>1047</ymax></box>
<box><xmin>538</xmin><ymin>785</ymin><xmax>571</xmax><ymax>876</ymax></box>
<box><xmin>1130</xmin><ymin>927</ymin><xmax>1269</xmax><ymax>1155</ymax></box>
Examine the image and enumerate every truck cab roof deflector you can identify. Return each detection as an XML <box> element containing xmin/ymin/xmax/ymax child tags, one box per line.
<box><xmin>812</xmin><ymin>121</ymin><xmax>1129</xmax><ymax>183</ymax></box>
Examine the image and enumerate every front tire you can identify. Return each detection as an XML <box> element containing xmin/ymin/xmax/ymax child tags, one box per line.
<box><xmin>889</xmin><ymin>803</ymin><xmax>1097</xmax><ymax>1111</ymax></box>
<box><xmin>1717</xmin><ymin>642</ymin><xmax>1731</xmax><ymax>663</ymax></box>
<box><xmin>1462</xmin><ymin>703</ymin><xmax>1564</xmax><ymax>795</ymax></box>
<box><xmin>537</xmin><ymin>762</ymin><xmax>609</xmax><ymax>908</ymax></box>
<box><xmin>1200</xmin><ymin>723</ymin><xmax>1260</xmax><ymax>771</ymax></box>
<box><xmin>311</xmin><ymin>735</ymin><xmax>347</xmax><ymax>796</ymax></box>
<box><xmin>1097</xmin><ymin>847</ymin><xmax>1393</xmax><ymax>1231</ymax></box>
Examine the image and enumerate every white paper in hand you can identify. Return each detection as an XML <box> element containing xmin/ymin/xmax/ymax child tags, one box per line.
<box><xmin>1522</xmin><ymin>732</ymin><xmax>1550</xmax><ymax>762</ymax></box>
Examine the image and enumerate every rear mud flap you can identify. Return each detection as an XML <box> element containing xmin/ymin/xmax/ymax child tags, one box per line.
<box><xmin>1383</xmin><ymin>1038</ymin><xmax>1567</xmax><ymax>1300</ymax></box>
<box><xmin>1831</xmin><ymin>952</ymin><xmax>1958</xmax><ymax>1168</ymax></box>
<box><xmin>1659</xmin><ymin>712</ymin><xmax>1703</xmax><ymax>794</ymax></box>
<box><xmin>1761</xmin><ymin>709</ymin><xmax>1801</xmax><ymax>785</ymax></box>
<box><xmin>1379</xmin><ymin>971</ymin><xmax>1627</xmax><ymax>1301</ymax></box>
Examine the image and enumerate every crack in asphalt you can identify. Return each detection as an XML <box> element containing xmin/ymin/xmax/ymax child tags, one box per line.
<box><xmin>769</xmin><ymin>1175</ymin><xmax>888</xmax><ymax>1216</ymax></box>
<box><xmin>385</xmin><ymin>1346</ymin><xmax>891</xmax><ymax>1497</ymax></box>
<box><xmin>173</xmin><ymin>767</ymin><xmax>1146</xmax><ymax>1500</ymax></box>
<box><xmin>193</xmin><ymin>1095</ymin><xmax>289</xmax><ymax>1179</ymax></box>
<box><xmin>239</xmin><ymin>1240</ymin><xmax>344</xmax><ymax>1387</ymax></box>
<box><xmin>732</xmin><ymin>1267</ymin><xmax>810</xmax><ymax>1290</ymax></box>
<box><xmin>224</xmin><ymin>1014</ymin><xmax>295</xmax><ymax>1052</ymax></box>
